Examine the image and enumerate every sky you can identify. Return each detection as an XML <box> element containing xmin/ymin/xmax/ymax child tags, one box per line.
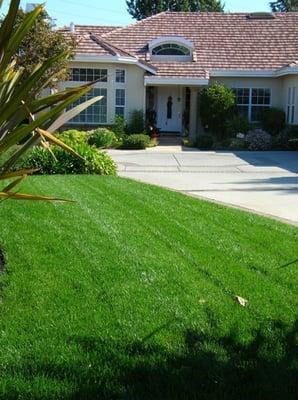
<box><xmin>2</xmin><ymin>0</ymin><xmax>272</xmax><ymax>27</ymax></box>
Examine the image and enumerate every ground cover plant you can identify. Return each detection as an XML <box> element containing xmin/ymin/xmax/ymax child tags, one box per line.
<box><xmin>0</xmin><ymin>176</ymin><xmax>297</xmax><ymax>399</ymax></box>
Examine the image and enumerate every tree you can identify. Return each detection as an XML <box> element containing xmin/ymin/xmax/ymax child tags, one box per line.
<box><xmin>270</xmin><ymin>0</ymin><xmax>298</xmax><ymax>11</ymax></box>
<box><xmin>127</xmin><ymin>0</ymin><xmax>224</xmax><ymax>20</ymax></box>
<box><xmin>7</xmin><ymin>8</ymin><xmax>76</xmax><ymax>88</ymax></box>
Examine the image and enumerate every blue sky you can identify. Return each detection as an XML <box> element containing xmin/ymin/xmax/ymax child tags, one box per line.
<box><xmin>2</xmin><ymin>0</ymin><xmax>272</xmax><ymax>27</ymax></box>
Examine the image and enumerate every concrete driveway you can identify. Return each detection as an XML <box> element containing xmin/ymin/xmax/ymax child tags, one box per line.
<box><xmin>108</xmin><ymin>148</ymin><xmax>298</xmax><ymax>225</ymax></box>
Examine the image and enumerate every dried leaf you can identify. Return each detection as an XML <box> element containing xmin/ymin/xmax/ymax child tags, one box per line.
<box><xmin>234</xmin><ymin>295</ymin><xmax>248</xmax><ymax>307</ymax></box>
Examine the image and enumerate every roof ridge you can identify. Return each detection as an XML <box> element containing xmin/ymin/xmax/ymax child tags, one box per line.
<box><xmin>102</xmin><ymin>11</ymin><xmax>168</xmax><ymax>39</ymax></box>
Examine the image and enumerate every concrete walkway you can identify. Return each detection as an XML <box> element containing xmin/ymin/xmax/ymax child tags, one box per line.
<box><xmin>108</xmin><ymin>148</ymin><xmax>298</xmax><ymax>225</ymax></box>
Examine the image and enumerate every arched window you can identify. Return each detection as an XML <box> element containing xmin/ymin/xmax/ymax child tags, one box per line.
<box><xmin>152</xmin><ymin>43</ymin><xmax>190</xmax><ymax>56</ymax></box>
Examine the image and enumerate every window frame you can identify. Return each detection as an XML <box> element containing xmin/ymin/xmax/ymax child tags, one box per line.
<box><xmin>286</xmin><ymin>86</ymin><xmax>296</xmax><ymax>125</ymax></box>
<box><xmin>152</xmin><ymin>43</ymin><xmax>190</xmax><ymax>56</ymax></box>
<box><xmin>69</xmin><ymin>68</ymin><xmax>108</xmax><ymax>82</ymax></box>
<box><xmin>115</xmin><ymin>88</ymin><xmax>126</xmax><ymax>117</ymax></box>
<box><xmin>233</xmin><ymin>87</ymin><xmax>272</xmax><ymax>122</ymax></box>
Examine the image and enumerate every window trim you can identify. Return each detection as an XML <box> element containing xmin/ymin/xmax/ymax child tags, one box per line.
<box><xmin>286</xmin><ymin>86</ymin><xmax>296</xmax><ymax>125</ymax></box>
<box><xmin>233</xmin><ymin>87</ymin><xmax>272</xmax><ymax>122</ymax></box>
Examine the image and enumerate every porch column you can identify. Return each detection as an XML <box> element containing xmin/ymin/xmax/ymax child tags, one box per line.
<box><xmin>189</xmin><ymin>87</ymin><xmax>199</xmax><ymax>141</ymax></box>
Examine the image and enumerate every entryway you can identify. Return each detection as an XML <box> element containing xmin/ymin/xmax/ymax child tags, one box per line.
<box><xmin>156</xmin><ymin>86</ymin><xmax>182</xmax><ymax>134</ymax></box>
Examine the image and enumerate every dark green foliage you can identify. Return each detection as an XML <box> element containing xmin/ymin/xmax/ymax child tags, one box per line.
<box><xmin>288</xmin><ymin>138</ymin><xmax>298</xmax><ymax>150</ymax></box>
<box><xmin>122</xmin><ymin>133</ymin><xmax>151</xmax><ymax>149</ymax></box>
<box><xmin>226</xmin><ymin>115</ymin><xmax>250</xmax><ymax>136</ymax></box>
<box><xmin>272</xmin><ymin>125</ymin><xmax>298</xmax><ymax>149</ymax></box>
<box><xmin>245</xmin><ymin>129</ymin><xmax>272</xmax><ymax>151</ymax></box>
<box><xmin>259</xmin><ymin>108</ymin><xmax>286</xmax><ymax>135</ymax></box>
<box><xmin>113</xmin><ymin>115</ymin><xmax>127</xmax><ymax>138</ymax></box>
<box><xmin>58</xmin><ymin>130</ymin><xmax>88</xmax><ymax>146</ymax></box>
<box><xmin>200</xmin><ymin>83</ymin><xmax>236</xmax><ymax>137</ymax></box>
<box><xmin>229</xmin><ymin>138</ymin><xmax>248</xmax><ymax>150</ymax></box>
<box><xmin>21</xmin><ymin>143</ymin><xmax>117</xmax><ymax>175</ymax></box>
<box><xmin>9</xmin><ymin>9</ymin><xmax>76</xmax><ymax>88</ymax></box>
<box><xmin>196</xmin><ymin>134</ymin><xmax>214</xmax><ymax>150</ymax></box>
<box><xmin>0</xmin><ymin>175</ymin><xmax>297</xmax><ymax>398</ymax></box>
<box><xmin>88</xmin><ymin>128</ymin><xmax>118</xmax><ymax>149</ymax></box>
<box><xmin>270</xmin><ymin>0</ymin><xmax>298</xmax><ymax>12</ymax></box>
<box><xmin>128</xmin><ymin>109</ymin><xmax>145</xmax><ymax>134</ymax></box>
<box><xmin>127</xmin><ymin>0</ymin><xmax>224</xmax><ymax>20</ymax></box>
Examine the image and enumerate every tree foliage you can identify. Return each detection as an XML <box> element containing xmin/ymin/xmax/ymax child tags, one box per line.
<box><xmin>6</xmin><ymin>8</ymin><xmax>76</xmax><ymax>88</ymax></box>
<box><xmin>127</xmin><ymin>0</ymin><xmax>224</xmax><ymax>20</ymax></box>
<box><xmin>270</xmin><ymin>0</ymin><xmax>298</xmax><ymax>11</ymax></box>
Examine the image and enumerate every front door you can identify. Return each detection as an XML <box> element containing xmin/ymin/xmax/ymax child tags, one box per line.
<box><xmin>157</xmin><ymin>87</ymin><xmax>182</xmax><ymax>134</ymax></box>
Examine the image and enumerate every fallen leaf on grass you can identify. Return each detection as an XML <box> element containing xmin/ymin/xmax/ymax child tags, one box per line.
<box><xmin>234</xmin><ymin>295</ymin><xmax>248</xmax><ymax>307</ymax></box>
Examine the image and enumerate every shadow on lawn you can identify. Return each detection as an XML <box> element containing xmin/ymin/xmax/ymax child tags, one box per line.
<box><xmin>4</xmin><ymin>319</ymin><xmax>297</xmax><ymax>400</ymax></box>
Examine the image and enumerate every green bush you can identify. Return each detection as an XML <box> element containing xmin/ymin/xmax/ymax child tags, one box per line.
<box><xmin>196</xmin><ymin>134</ymin><xmax>214</xmax><ymax>150</ymax></box>
<box><xmin>225</xmin><ymin>115</ymin><xmax>250</xmax><ymax>136</ymax></box>
<box><xmin>288</xmin><ymin>138</ymin><xmax>298</xmax><ymax>150</ymax></box>
<box><xmin>88</xmin><ymin>128</ymin><xmax>118</xmax><ymax>149</ymax></box>
<box><xmin>122</xmin><ymin>134</ymin><xmax>151</xmax><ymax>149</ymax></box>
<box><xmin>200</xmin><ymin>83</ymin><xmax>236</xmax><ymax>137</ymax></box>
<box><xmin>57</xmin><ymin>130</ymin><xmax>87</xmax><ymax>146</ymax></box>
<box><xmin>245</xmin><ymin>129</ymin><xmax>272</xmax><ymax>151</ymax></box>
<box><xmin>229</xmin><ymin>138</ymin><xmax>248</xmax><ymax>150</ymax></box>
<box><xmin>272</xmin><ymin>125</ymin><xmax>298</xmax><ymax>150</ymax></box>
<box><xmin>259</xmin><ymin>108</ymin><xmax>286</xmax><ymax>135</ymax></box>
<box><xmin>22</xmin><ymin>143</ymin><xmax>117</xmax><ymax>175</ymax></box>
<box><xmin>128</xmin><ymin>110</ymin><xmax>145</xmax><ymax>134</ymax></box>
<box><xmin>113</xmin><ymin>115</ymin><xmax>127</xmax><ymax>138</ymax></box>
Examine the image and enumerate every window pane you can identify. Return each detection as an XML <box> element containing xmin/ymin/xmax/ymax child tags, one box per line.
<box><xmin>152</xmin><ymin>43</ymin><xmax>190</xmax><ymax>56</ymax></box>
<box><xmin>67</xmin><ymin>88</ymin><xmax>107</xmax><ymax>124</ymax></box>
<box><xmin>116</xmin><ymin>89</ymin><xmax>125</xmax><ymax>106</ymax></box>
<box><xmin>115</xmin><ymin>107</ymin><xmax>124</xmax><ymax>116</ymax></box>
<box><xmin>116</xmin><ymin>69</ymin><xmax>125</xmax><ymax>83</ymax></box>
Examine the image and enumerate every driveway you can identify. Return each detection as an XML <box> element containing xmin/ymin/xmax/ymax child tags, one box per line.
<box><xmin>108</xmin><ymin>148</ymin><xmax>298</xmax><ymax>225</ymax></box>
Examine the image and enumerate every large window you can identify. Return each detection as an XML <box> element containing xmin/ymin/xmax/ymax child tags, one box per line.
<box><xmin>69</xmin><ymin>68</ymin><xmax>108</xmax><ymax>82</ymax></box>
<box><xmin>68</xmin><ymin>88</ymin><xmax>107</xmax><ymax>124</ymax></box>
<box><xmin>233</xmin><ymin>88</ymin><xmax>271</xmax><ymax>122</ymax></box>
<box><xmin>115</xmin><ymin>89</ymin><xmax>125</xmax><ymax>116</ymax></box>
<box><xmin>152</xmin><ymin>43</ymin><xmax>190</xmax><ymax>56</ymax></box>
<box><xmin>287</xmin><ymin>87</ymin><xmax>296</xmax><ymax>124</ymax></box>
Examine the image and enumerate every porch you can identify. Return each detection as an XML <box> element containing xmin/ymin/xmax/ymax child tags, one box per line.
<box><xmin>145</xmin><ymin>84</ymin><xmax>204</xmax><ymax>139</ymax></box>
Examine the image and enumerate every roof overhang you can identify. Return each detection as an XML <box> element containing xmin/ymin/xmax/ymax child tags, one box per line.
<box><xmin>73</xmin><ymin>54</ymin><xmax>156</xmax><ymax>74</ymax></box>
<box><xmin>210</xmin><ymin>68</ymin><xmax>298</xmax><ymax>78</ymax></box>
<box><xmin>144</xmin><ymin>76</ymin><xmax>209</xmax><ymax>86</ymax></box>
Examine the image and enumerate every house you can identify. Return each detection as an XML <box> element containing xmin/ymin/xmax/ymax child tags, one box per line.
<box><xmin>60</xmin><ymin>11</ymin><xmax>298</xmax><ymax>139</ymax></box>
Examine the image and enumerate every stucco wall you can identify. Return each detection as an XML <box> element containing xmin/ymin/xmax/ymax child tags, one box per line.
<box><xmin>59</xmin><ymin>61</ymin><xmax>146</xmax><ymax>126</ymax></box>
<box><xmin>210</xmin><ymin>77</ymin><xmax>283</xmax><ymax>109</ymax></box>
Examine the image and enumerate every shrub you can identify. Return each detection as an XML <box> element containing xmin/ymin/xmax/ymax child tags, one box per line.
<box><xmin>58</xmin><ymin>130</ymin><xmax>87</xmax><ymax>146</ymax></box>
<box><xmin>229</xmin><ymin>138</ymin><xmax>248</xmax><ymax>150</ymax></box>
<box><xmin>259</xmin><ymin>108</ymin><xmax>286</xmax><ymax>135</ymax></box>
<box><xmin>200</xmin><ymin>83</ymin><xmax>236</xmax><ymax>137</ymax></box>
<box><xmin>196</xmin><ymin>134</ymin><xmax>214</xmax><ymax>150</ymax></box>
<box><xmin>22</xmin><ymin>143</ymin><xmax>117</xmax><ymax>175</ymax></box>
<box><xmin>88</xmin><ymin>128</ymin><xmax>118</xmax><ymax>149</ymax></box>
<box><xmin>288</xmin><ymin>138</ymin><xmax>298</xmax><ymax>150</ymax></box>
<box><xmin>128</xmin><ymin>110</ymin><xmax>145</xmax><ymax>134</ymax></box>
<box><xmin>113</xmin><ymin>115</ymin><xmax>127</xmax><ymax>138</ymax></box>
<box><xmin>245</xmin><ymin>129</ymin><xmax>272</xmax><ymax>151</ymax></box>
<box><xmin>271</xmin><ymin>125</ymin><xmax>298</xmax><ymax>150</ymax></box>
<box><xmin>122</xmin><ymin>134</ymin><xmax>151</xmax><ymax>149</ymax></box>
<box><xmin>225</xmin><ymin>115</ymin><xmax>250</xmax><ymax>136</ymax></box>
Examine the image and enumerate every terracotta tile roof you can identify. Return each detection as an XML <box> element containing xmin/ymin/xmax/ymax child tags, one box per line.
<box><xmin>61</xmin><ymin>12</ymin><xmax>298</xmax><ymax>78</ymax></box>
<box><xmin>60</xmin><ymin>25</ymin><xmax>121</xmax><ymax>56</ymax></box>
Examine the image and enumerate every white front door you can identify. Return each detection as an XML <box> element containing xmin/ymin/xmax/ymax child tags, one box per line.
<box><xmin>157</xmin><ymin>87</ymin><xmax>182</xmax><ymax>133</ymax></box>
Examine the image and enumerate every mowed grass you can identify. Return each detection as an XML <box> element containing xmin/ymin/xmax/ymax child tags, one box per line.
<box><xmin>0</xmin><ymin>175</ymin><xmax>297</xmax><ymax>400</ymax></box>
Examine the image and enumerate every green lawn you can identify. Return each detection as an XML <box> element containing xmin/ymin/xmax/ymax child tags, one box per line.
<box><xmin>0</xmin><ymin>175</ymin><xmax>297</xmax><ymax>399</ymax></box>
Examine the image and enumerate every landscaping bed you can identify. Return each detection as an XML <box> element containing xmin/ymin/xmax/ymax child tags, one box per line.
<box><xmin>0</xmin><ymin>175</ymin><xmax>297</xmax><ymax>399</ymax></box>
